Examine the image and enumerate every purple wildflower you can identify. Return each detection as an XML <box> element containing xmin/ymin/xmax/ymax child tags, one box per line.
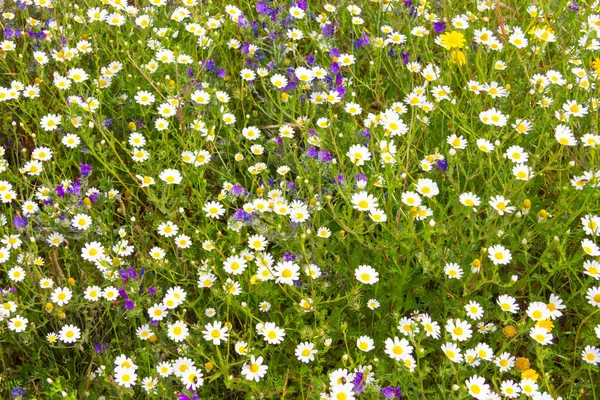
<box><xmin>433</xmin><ymin>21</ymin><xmax>446</xmax><ymax>33</ymax></box>
<box><xmin>256</xmin><ymin>1</ymin><xmax>270</xmax><ymax>14</ymax></box>
<box><xmin>230</xmin><ymin>184</ymin><xmax>245</xmax><ymax>196</ymax></box>
<box><xmin>241</xmin><ymin>41</ymin><xmax>250</xmax><ymax>54</ymax></box>
<box><xmin>215</xmin><ymin>68</ymin><xmax>226</xmax><ymax>79</ymax></box>
<box><xmin>394</xmin><ymin>387</ymin><xmax>402</xmax><ymax>397</ymax></box>
<box><xmin>79</xmin><ymin>163</ymin><xmax>92</xmax><ymax>178</ymax></box>
<box><xmin>88</xmin><ymin>192</ymin><xmax>99</xmax><ymax>203</ymax></box>
<box><xmin>382</xmin><ymin>387</ymin><xmax>395</xmax><ymax>399</ymax></box>
<box><xmin>13</xmin><ymin>215</ymin><xmax>28</xmax><ymax>229</ymax></box>
<box><xmin>186</xmin><ymin>66</ymin><xmax>195</xmax><ymax>78</ymax></box>
<box><xmin>56</xmin><ymin>184</ymin><xmax>65</xmax><ymax>198</ymax></box>
<box><xmin>128</xmin><ymin>267</ymin><xmax>139</xmax><ymax>280</ymax></box>
<box><xmin>435</xmin><ymin>158</ymin><xmax>448</xmax><ymax>171</ymax></box>
<box><xmin>11</xmin><ymin>387</ymin><xmax>25</xmax><ymax>399</ymax></box>
<box><xmin>352</xmin><ymin>372</ymin><xmax>365</xmax><ymax>393</ymax></box>
<box><xmin>119</xmin><ymin>269</ymin><xmax>129</xmax><ymax>282</ymax></box>
<box><xmin>124</xmin><ymin>300</ymin><xmax>135</xmax><ymax>310</ymax></box>
<box><xmin>237</xmin><ymin>14</ymin><xmax>248</xmax><ymax>27</ymax></box>
<box><xmin>330</xmin><ymin>62</ymin><xmax>340</xmax><ymax>74</ymax></box>
<box><xmin>93</xmin><ymin>342</ymin><xmax>103</xmax><ymax>353</ymax></box>
<box><xmin>321</xmin><ymin>23</ymin><xmax>334</xmax><ymax>36</ymax></box>
<box><xmin>118</xmin><ymin>287</ymin><xmax>129</xmax><ymax>299</ymax></box>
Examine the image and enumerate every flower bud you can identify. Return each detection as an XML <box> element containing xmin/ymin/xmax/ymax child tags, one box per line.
<box><xmin>503</xmin><ymin>325</ymin><xmax>517</xmax><ymax>337</ymax></box>
<box><xmin>515</xmin><ymin>357</ymin><xmax>530</xmax><ymax>372</ymax></box>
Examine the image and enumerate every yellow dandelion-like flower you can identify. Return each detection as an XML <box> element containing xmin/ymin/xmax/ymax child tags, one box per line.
<box><xmin>438</xmin><ymin>31</ymin><xmax>466</xmax><ymax>50</ymax></box>
<box><xmin>450</xmin><ymin>50</ymin><xmax>466</xmax><ymax>66</ymax></box>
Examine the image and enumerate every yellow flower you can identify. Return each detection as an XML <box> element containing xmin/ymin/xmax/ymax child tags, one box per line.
<box><xmin>503</xmin><ymin>325</ymin><xmax>517</xmax><ymax>337</ymax></box>
<box><xmin>450</xmin><ymin>50</ymin><xmax>466</xmax><ymax>66</ymax></box>
<box><xmin>536</xmin><ymin>319</ymin><xmax>554</xmax><ymax>332</ymax></box>
<box><xmin>522</xmin><ymin>369</ymin><xmax>539</xmax><ymax>382</ymax></box>
<box><xmin>515</xmin><ymin>357</ymin><xmax>530</xmax><ymax>371</ymax></box>
<box><xmin>439</xmin><ymin>31</ymin><xmax>466</xmax><ymax>50</ymax></box>
<box><xmin>592</xmin><ymin>57</ymin><xmax>600</xmax><ymax>75</ymax></box>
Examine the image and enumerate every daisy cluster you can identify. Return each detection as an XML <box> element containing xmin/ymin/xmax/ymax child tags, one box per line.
<box><xmin>1</xmin><ymin>0</ymin><xmax>600</xmax><ymax>398</ymax></box>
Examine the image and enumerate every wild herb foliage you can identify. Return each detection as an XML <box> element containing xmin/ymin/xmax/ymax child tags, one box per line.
<box><xmin>0</xmin><ymin>0</ymin><xmax>599</xmax><ymax>399</ymax></box>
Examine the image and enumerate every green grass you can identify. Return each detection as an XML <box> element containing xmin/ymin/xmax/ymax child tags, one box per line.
<box><xmin>0</xmin><ymin>0</ymin><xmax>599</xmax><ymax>398</ymax></box>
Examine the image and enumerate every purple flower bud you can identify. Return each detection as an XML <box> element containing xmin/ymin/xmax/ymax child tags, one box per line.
<box><xmin>394</xmin><ymin>386</ymin><xmax>403</xmax><ymax>397</ymax></box>
<box><xmin>128</xmin><ymin>267</ymin><xmax>139</xmax><ymax>280</ymax></box>
<box><xmin>124</xmin><ymin>299</ymin><xmax>135</xmax><ymax>310</ymax></box>
<box><xmin>118</xmin><ymin>286</ymin><xmax>129</xmax><ymax>299</ymax></box>
<box><xmin>330</xmin><ymin>62</ymin><xmax>340</xmax><ymax>74</ymax></box>
<box><xmin>148</xmin><ymin>287</ymin><xmax>157</xmax><ymax>295</ymax></box>
<box><xmin>119</xmin><ymin>269</ymin><xmax>129</xmax><ymax>282</ymax></box>
<box><xmin>241</xmin><ymin>41</ymin><xmax>250</xmax><ymax>54</ymax></box>
<box><xmin>402</xmin><ymin>52</ymin><xmax>410</xmax><ymax>65</ymax></box>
